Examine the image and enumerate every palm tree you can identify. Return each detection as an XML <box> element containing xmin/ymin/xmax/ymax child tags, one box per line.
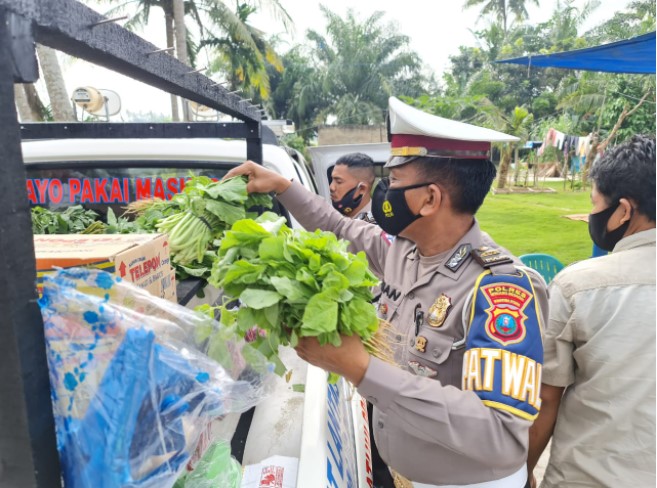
<box><xmin>103</xmin><ymin>0</ymin><xmax>291</xmax><ymax>117</ymax></box>
<box><xmin>497</xmin><ymin>107</ymin><xmax>533</xmax><ymax>189</ymax></box>
<box><xmin>464</xmin><ymin>0</ymin><xmax>540</xmax><ymax>33</ymax></box>
<box><xmin>200</xmin><ymin>2</ymin><xmax>285</xmax><ymax>100</ymax></box>
<box><xmin>36</xmin><ymin>44</ymin><xmax>75</xmax><ymax>121</ymax></box>
<box><xmin>104</xmin><ymin>0</ymin><xmax>184</xmax><ymax>119</ymax></box>
<box><xmin>473</xmin><ymin>102</ymin><xmax>533</xmax><ymax>189</ymax></box>
<box><xmin>14</xmin><ymin>85</ymin><xmax>38</xmax><ymax>122</ymax></box>
<box><xmin>306</xmin><ymin>6</ymin><xmax>423</xmax><ymax>125</ymax></box>
<box><xmin>173</xmin><ymin>0</ymin><xmax>190</xmax><ymax>119</ymax></box>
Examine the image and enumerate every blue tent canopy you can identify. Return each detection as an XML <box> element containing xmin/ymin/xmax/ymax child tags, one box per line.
<box><xmin>496</xmin><ymin>32</ymin><xmax>656</xmax><ymax>74</ymax></box>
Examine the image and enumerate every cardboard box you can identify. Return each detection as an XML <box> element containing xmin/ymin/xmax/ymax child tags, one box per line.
<box><xmin>143</xmin><ymin>266</ymin><xmax>177</xmax><ymax>302</ymax></box>
<box><xmin>34</xmin><ymin>234</ymin><xmax>177</xmax><ymax>303</ymax></box>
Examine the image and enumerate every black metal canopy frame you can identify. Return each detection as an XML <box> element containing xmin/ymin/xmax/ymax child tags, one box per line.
<box><xmin>0</xmin><ymin>0</ymin><xmax>266</xmax><ymax>485</ymax></box>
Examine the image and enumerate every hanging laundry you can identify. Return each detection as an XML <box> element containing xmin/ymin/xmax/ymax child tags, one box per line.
<box><xmin>579</xmin><ymin>134</ymin><xmax>592</xmax><ymax>157</ymax></box>
<box><xmin>554</xmin><ymin>130</ymin><xmax>566</xmax><ymax>150</ymax></box>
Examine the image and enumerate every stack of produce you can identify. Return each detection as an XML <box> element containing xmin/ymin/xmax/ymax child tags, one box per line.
<box><xmin>30</xmin><ymin>176</ymin><xmax>274</xmax><ymax>282</ymax></box>
<box><xmin>209</xmin><ymin>213</ymin><xmax>389</xmax><ymax>380</ymax></box>
<box><xmin>31</xmin><ymin>205</ymin><xmax>99</xmax><ymax>234</ymax></box>
<box><xmin>127</xmin><ymin>176</ymin><xmax>272</xmax><ymax>280</ymax></box>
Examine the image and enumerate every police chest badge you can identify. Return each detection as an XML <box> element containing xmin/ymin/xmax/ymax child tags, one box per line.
<box><xmin>427</xmin><ymin>294</ymin><xmax>452</xmax><ymax>327</ymax></box>
<box><xmin>481</xmin><ymin>282</ymin><xmax>532</xmax><ymax>346</ymax></box>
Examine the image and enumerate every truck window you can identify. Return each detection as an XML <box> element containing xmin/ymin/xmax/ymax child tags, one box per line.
<box><xmin>24</xmin><ymin>160</ymin><xmax>292</xmax><ymax>225</ymax></box>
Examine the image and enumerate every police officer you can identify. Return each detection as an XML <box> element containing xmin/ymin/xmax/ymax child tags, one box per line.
<box><xmin>226</xmin><ymin>97</ymin><xmax>548</xmax><ymax>487</ymax></box>
<box><xmin>330</xmin><ymin>152</ymin><xmax>377</xmax><ymax>223</ymax></box>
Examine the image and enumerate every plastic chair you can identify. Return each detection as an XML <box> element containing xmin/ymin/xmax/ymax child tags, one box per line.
<box><xmin>591</xmin><ymin>243</ymin><xmax>609</xmax><ymax>258</ymax></box>
<box><xmin>519</xmin><ymin>253</ymin><xmax>565</xmax><ymax>284</ymax></box>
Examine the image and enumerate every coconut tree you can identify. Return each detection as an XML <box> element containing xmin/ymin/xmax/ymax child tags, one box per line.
<box><xmin>36</xmin><ymin>44</ymin><xmax>75</xmax><ymax>121</ymax></box>
<box><xmin>14</xmin><ymin>85</ymin><xmax>38</xmax><ymax>121</ymax></box>
<box><xmin>200</xmin><ymin>1</ymin><xmax>285</xmax><ymax>100</ymax></box>
<box><xmin>102</xmin><ymin>0</ymin><xmax>291</xmax><ymax>118</ymax></box>
<box><xmin>99</xmin><ymin>0</ymin><xmax>181</xmax><ymax>119</ymax></box>
<box><xmin>463</xmin><ymin>0</ymin><xmax>540</xmax><ymax>34</ymax></box>
<box><xmin>172</xmin><ymin>0</ymin><xmax>190</xmax><ymax>119</ymax></box>
<box><xmin>496</xmin><ymin>106</ymin><xmax>533</xmax><ymax>189</ymax></box>
<box><xmin>473</xmin><ymin>101</ymin><xmax>533</xmax><ymax>189</ymax></box>
<box><xmin>305</xmin><ymin>6</ymin><xmax>424</xmax><ymax>125</ymax></box>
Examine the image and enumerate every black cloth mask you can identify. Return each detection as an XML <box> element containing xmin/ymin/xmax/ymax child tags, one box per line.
<box><xmin>332</xmin><ymin>185</ymin><xmax>364</xmax><ymax>215</ymax></box>
<box><xmin>371</xmin><ymin>177</ymin><xmax>431</xmax><ymax>236</ymax></box>
<box><xmin>588</xmin><ymin>201</ymin><xmax>631</xmax><ymax>252</ymax></box>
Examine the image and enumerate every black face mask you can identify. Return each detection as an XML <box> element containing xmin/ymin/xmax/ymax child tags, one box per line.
<box><xmin>332</xmin><ymin>185</ymin><xmax>364</xmax><ymax>215</ymax></box>
<box><xmin>588</xmin><ymin>201</ymin><xmax>631</xmax><ymax>252</ymax></box>
<box><xmin>371</xmin><ymin>177</ymin><xmax>431</xmax><ymax>236</ymax></box>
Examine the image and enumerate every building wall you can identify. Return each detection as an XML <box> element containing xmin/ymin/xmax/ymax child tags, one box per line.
<box><xmin>317</xmin><ymin>125</ymin><xmax>387</xmax><ymax>145</ymax></box>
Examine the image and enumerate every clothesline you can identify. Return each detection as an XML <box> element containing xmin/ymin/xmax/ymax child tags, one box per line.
<box><xmin>537</xmin><ymin>128</ymin><xmax>593</xmax><ymax>158</ymax></box>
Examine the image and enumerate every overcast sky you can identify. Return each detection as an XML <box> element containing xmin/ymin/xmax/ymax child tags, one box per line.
<box><xmin>58</xmin><ymin>0</ymin><xmax>633</xmax><ymax>119</ymax></box>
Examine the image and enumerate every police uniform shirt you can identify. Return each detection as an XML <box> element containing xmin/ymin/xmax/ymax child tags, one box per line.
<box><xmin>277</xmin><ymin>181</ymin><xmax>548</xmax><ymax>486</ymax></box>
<box><xmin>354</xmin><ymin>200</ymin><xmax>377</xmax><ymax>224</ymax></box>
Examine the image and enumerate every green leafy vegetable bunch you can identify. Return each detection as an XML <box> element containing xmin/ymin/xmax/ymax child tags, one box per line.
<box><xmin>131</xmin><ymin>176</ymin><xmax>272</xmax><ymax>278</ymax></box>
<box><xmin>210</xmin><ymin>213</ymin><xmax>380</xmax><ymax>375</ymax></box>
<box><xmin>31</xmin><ymin>205</ymin><xmax>99</xmax><ymax>234</ymax></box>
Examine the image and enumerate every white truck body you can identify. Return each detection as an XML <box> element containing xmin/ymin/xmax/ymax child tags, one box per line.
<box><xmin>21</xmin><ymin>136</ymin><xmax>373</xmax><ymax>488</ymax></box>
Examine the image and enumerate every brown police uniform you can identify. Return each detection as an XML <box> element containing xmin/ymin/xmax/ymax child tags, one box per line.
<box><xmin>278</xmin><ymin>181</ymin><xmax>549</xmax><ymax>486</ymax></box>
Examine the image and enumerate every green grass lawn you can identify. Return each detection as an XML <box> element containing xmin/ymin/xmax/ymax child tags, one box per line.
<box><xmin>477</xmin><ymin>181</ymin><xmax>594</xmax><ymax>265</ymax></box>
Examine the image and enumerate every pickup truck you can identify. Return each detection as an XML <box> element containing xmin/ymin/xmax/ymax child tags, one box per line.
<box><xmin>21</xmin><ymin>129</ymin><xmax>373</xmax><ymax>488</ymax></box>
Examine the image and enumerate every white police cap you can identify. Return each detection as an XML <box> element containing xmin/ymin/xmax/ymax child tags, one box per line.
<box><xmin>386</xmin><ymin>96</ymin><xmax>519</xmax><ymax>167</ymax></box>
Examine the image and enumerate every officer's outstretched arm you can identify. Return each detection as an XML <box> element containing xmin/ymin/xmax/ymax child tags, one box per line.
<box><xmin>277</xmin><ymin>180</ymin><xmax>390</xmax><ymax>278</ymax></box>
<box><xmin>224</xmin><ymin>160</ymin><xmax>292</xmax><ymax>195</ymax></box>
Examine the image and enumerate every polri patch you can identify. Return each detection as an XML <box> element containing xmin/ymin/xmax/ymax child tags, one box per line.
<box><xmin>445</xmin><ymin>244</ymin><xmax>472</xmax><ymax>272</ymax></box>
<box><xmin>408</xmin><ymin>360</ymin><xmax>438</xmax><ymax>378</ymax></box>
<box><xmin>481</xmin><ymin>282</ymin><xmax>532</xmax><ymax>346</ymax></box>
<box><xmin>471</xmin><ymin>246</ymin><xmax>513</xmax><ymax>268</ymax></box>
<box><xmin>427</xmin><ymin>294</ymin><xmax>452</xmax><ymax>327</ymax></box>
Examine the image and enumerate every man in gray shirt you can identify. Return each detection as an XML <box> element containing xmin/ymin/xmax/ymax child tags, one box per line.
<box><xmin>527</xmin><ymin>135</ymin><xmax>656</xmax><ymax>487</ymax></box>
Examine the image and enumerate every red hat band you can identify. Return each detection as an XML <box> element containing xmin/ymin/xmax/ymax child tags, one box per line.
<box><xmin>391</xmin><ymin>134</ymin><xmax>491</xmax><ymax>159</ymax></box>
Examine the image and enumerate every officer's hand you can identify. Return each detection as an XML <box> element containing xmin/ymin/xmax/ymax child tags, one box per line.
<box><xmin>295</xmin><ymin>335</ymin><xmax>371</xmax><ymax>386</ymax></box>
<box><xmin>224</xmin><ymin>161</ymin><xmax>291</xmax><ymax>195</ymax></box>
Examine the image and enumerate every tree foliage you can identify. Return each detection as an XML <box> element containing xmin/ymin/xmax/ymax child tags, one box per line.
<box><xmin>267</xmin><ymin>6</ymin><xmax>430</xmax><ymax>140</ymax></box>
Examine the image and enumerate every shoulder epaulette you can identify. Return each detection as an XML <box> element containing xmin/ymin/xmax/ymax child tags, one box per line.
<box><xmin>470</xmin><ymin>246</ymin><xmax>513</xmax><ymax>268</ymax></box>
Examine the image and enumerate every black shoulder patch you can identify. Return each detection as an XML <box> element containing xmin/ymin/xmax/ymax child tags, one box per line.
<box><xmin>471</xmin><ymin>246</ymin><xmax>514</xmax><ymax>268</ymax></box>
<box><xmin>445</xmin><ymin>243</ymin><xmax>472</xmax><ymax>272</ymax></box>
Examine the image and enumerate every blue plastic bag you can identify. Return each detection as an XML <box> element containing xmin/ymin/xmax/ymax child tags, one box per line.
<box><xmin>39</xmin><ymin>268</ymin><xmax>273</xmax><ymax>488</ymax></box>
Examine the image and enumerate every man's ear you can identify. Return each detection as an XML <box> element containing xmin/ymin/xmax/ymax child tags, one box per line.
<box><xmin>618</xmin><ymin>197</ymin><xmax>635</xmax><ymax>224</ymax></box>
<box><xmin>419</xmin><ymin>183</ymin><xmax>442</xmax><ymax>217</ymax></box>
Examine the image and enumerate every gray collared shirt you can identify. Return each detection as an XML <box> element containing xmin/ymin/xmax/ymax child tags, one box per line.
<box><xmin>541</xmin><ymin>229</ymin><xmax>656</xmax><ymax>488</ymax></box>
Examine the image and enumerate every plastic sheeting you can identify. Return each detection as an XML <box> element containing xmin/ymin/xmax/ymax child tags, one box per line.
<box><xmin>39</xmin><ymin>267</ymin><xmax>274</xmax><ymax>488</ymax></box>
<box><xmin>496</xmin><ymin>32</ymin><xmax>656</xmax><ymax>74</ymax></box>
